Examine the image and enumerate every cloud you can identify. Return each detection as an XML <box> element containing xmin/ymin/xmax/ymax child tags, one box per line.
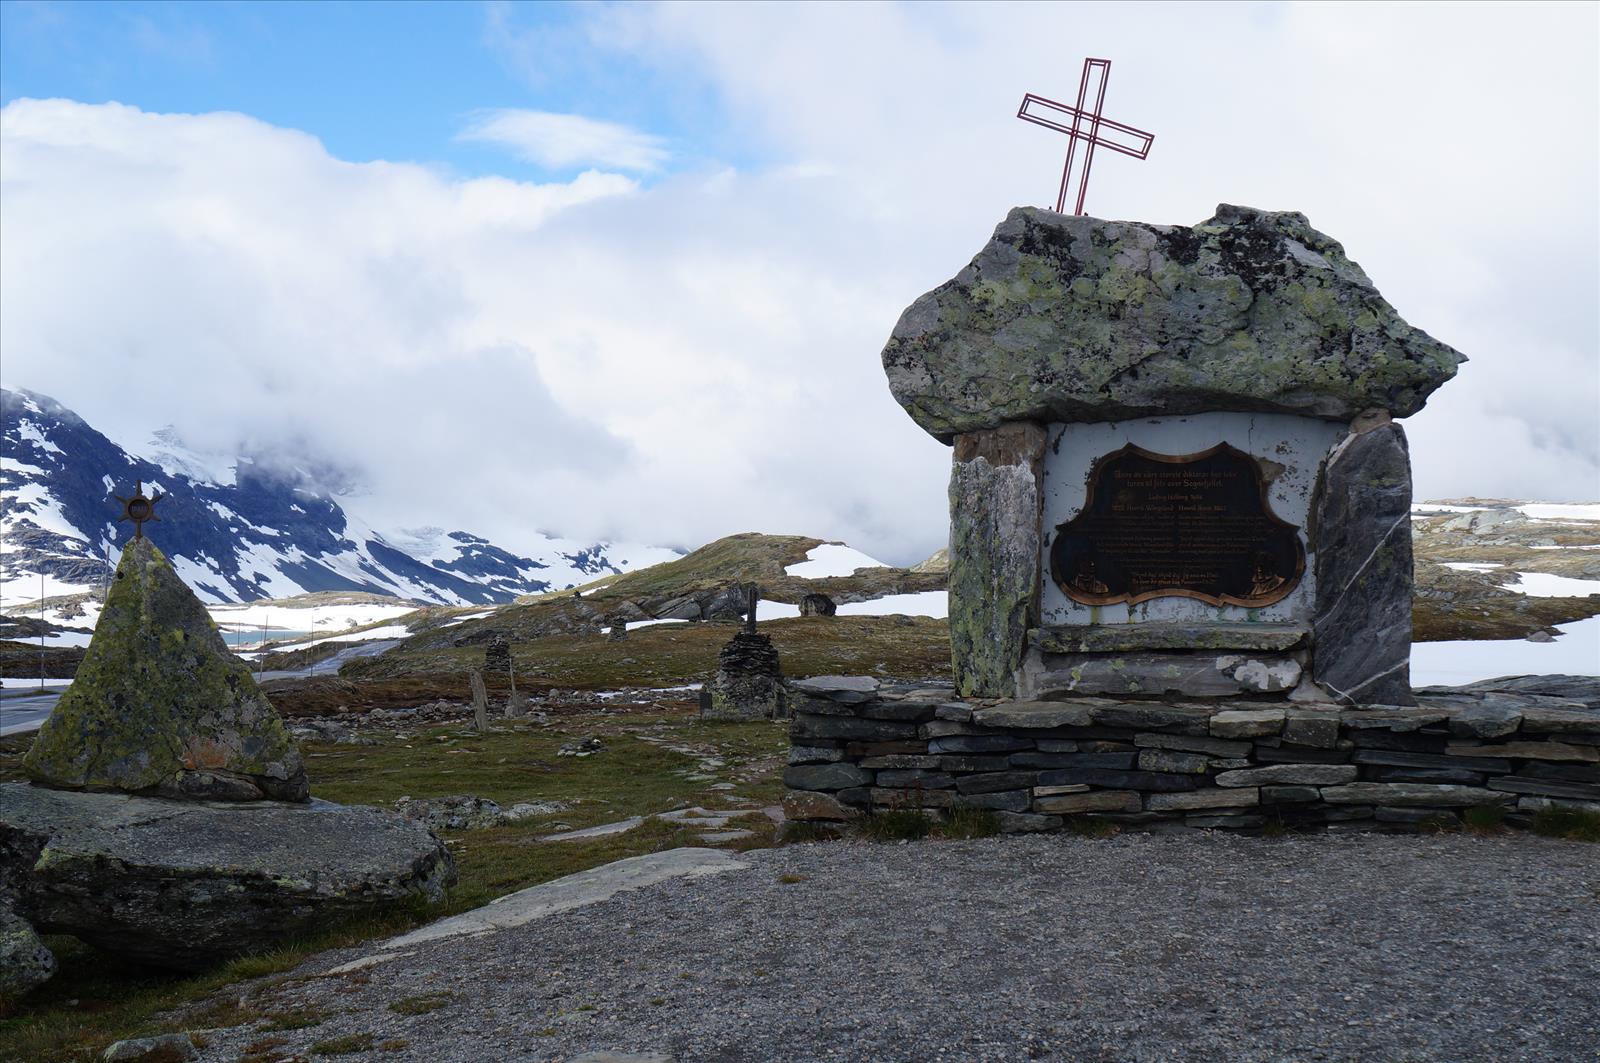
<box><xmin>458</xmin><ymin>109</ymin><xmax>668</xmax><ymax>172</ymax></box>
<box><xmin>1</xmin><ymin>3</ymin><xmax>1596</xmax><ymax>571</ymax></box>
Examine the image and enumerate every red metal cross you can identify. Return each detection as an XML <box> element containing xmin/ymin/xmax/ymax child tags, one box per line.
<box><xmin>1018</xmin><ymin>58</ymin><xmax>1155</xmax><ymax>216</ymax></box>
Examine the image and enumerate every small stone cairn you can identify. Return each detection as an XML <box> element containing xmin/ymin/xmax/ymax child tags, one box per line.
<box><xmin>484</xmin><ymin>634</ymin><xmax>512</xmax><ymax>676</ymax></box>
<box><xmin>703</xmin><ymin>586</ymin><xmax>787</xmax><ymax>720</ymax></box>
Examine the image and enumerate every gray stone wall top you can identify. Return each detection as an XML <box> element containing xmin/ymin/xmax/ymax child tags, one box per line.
<box><xmin>881</xmin><ymin>205</ymin><xmax>1465</xmax><ymax>440</ymax></box>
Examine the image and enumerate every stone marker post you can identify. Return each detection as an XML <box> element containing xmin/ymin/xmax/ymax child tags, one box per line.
<box><xmin>469</xmin><ymin>669</ymin><xmax>489</xmax><ymax>731</ymax></box>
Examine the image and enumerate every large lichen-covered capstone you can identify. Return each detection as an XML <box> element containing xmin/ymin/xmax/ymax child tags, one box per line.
<box><xmin>882</xmin><ymin>205</ymin><xmax>1466</xmax><ymax>440</ymax></box>
<box><xmin>22</xmin><ymin>537</ymin><xmax>308</xmax><ymax>801</ymax></box>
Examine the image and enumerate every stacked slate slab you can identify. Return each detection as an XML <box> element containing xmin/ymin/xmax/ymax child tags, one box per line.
<box><xmin>881</xmin><ymin>205</ymin><xmax>1465</xmax><ymax>705</ymax></box>
<box><xmin>781</xmin><ymin>676</ymin><xmax>1600</xmax><ymax>833</ymax></box>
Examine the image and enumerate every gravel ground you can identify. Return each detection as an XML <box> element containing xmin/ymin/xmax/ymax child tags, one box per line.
<box><xmin>194</xmin><ymin>832</ymin><xmax>1598</xmax><ymax>1063</ymax></box>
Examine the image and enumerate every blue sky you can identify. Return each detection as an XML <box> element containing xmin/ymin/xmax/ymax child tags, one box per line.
<box><xmin>0</xmin><ymin>1</ymin><xmax>739</xmax><ymax>179</ymax></box>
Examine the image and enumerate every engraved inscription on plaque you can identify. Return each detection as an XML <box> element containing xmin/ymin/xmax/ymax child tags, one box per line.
<box><xmin>1049</xmin><ymin>443</ymin><xmax>1304</xmax><ymax>607</ymax></box>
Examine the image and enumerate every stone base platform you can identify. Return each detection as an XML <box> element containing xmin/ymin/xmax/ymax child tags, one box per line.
<box><xmin>0</xmin><ymin>784</ymin><xmax>456</xmax><ymax>973</ymax></box>
<box><xmin>782</xmin><ymin>676</ymin><xmax>1600</xmax><ymax>833</ymax></box>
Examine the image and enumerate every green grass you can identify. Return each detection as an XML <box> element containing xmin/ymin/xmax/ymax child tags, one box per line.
<box><xmin>312</xmin><ymin>1031</ymin><xmax>374</xmax><ymax>1056</ymax></box>
<box><xmin>1061</xmin><ymin>815</ymin><xmax>1121</xmax><ymax>838</ymax></box>
<box><xmin>1531</xmin><ymin>805</ymin><xmax>1600</xmax><ymax>842</ymax></box>
<box><xmin>938</xmin><ymin>807</ymin><xmax>1002</xmax><ymax>839</ymax></box>
<box><xmin>1462</xmin><ymin>803</ymin><xmax>1508</xmax><ymax>833</ymax></box>
<box><xmin>860</xmin><ymin>808</ymin><xmax>932</xmax><ymax>842</ymax></box>
<box><xmin>387</xmin><ymin>993</ymin><xmax>453</xmax><ymax>1016</ymax></box>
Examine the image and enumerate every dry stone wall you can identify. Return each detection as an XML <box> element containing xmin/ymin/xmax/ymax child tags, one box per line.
<box><xmin>782</xmin><ymin>676</ymin><xmax>1600</xmax><ymax>833</ymax></box>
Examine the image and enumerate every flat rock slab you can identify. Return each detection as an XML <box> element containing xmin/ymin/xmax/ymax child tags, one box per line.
<box><xmin>0</xmin><ymin>783</ymin><xmax>453</xmax><ymax>971</ymax></box>
<box><xmin>188</xmin><ymin>834</ymin><xmax>1596</xmax><ymax>1063</ymax></box>
<box><xmin>376</xmin><ymin>848</ymin><xmax>748</xmax><ymax>951</ymax></box>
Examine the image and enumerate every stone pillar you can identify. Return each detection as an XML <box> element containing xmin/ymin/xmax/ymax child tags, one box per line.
<box><xmin>1311</xmin><ymin>418</ymin><xmax>1415</xmax><ymax>705</ymax></box>
<box><xmin>947</xmin><ymin>422</ymin><xmax>1047</xmax><ymax>698</ymax></box>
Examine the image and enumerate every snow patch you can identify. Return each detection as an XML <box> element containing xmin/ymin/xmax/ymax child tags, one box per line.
<box><xmin>836</xmin><ymin>591</ymin><xmax>948</xmax><ymax>619</ymax></box>
<box><xmin>784</xmin><ymin>544</ymin><xmax>889</xmax><ymax>580</ymax></box>
<box><xmin>1501</xmin><ymin>572</ymin><xmax>1600</xmax><ymax>598</ymax></box>
<box><xmin>1412</xmin><ymin>616</ymin><xmax>1600</xmax><ymax>686</ymax></box>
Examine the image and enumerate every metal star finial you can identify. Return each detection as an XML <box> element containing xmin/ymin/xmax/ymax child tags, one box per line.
<box><xmin>115</xmin><ymin>480</ymin><xmax>164</xmax><ymax>540</ymax></box>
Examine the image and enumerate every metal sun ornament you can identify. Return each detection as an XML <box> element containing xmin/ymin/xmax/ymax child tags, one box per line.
<box><xmin>1018</xmin><ymin>57</ymin><xmax>1155</xmax><ymax>216</ymax></box>
<box><xmin>115</xmin><ymin>480</ymin><xmax>164</xmax><ymax>540</ymax></box>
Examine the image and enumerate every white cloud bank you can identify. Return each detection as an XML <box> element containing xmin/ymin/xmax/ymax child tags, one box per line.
<box><xmin>458</xmin><ymin>109</ymin><xmax>669</xmax><ymax>172</ymax></box>
<box><xmin>2</xmin><ymin>3</ymin><xmax>1596</xmax><ymax>567</ymax></box>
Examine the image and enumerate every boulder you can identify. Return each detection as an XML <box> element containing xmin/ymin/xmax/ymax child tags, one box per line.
<box><xmin>22</xmin><ymin>538</ymin><xmax>308</xmax><ymax>802</ymax></box>
<box><xmin>0</xmin><ymin>898</ymin><xmax>55</xmax><ymax>998</ymax></box>
<box><xmin>799</xmin><ymin>592</ymin><xmax>837</xmax><ymax>617</ymax></box>
<box><xmin>395</xmin><ymin>794</ymin><xmax>506</xmax><ymax>831</ymax></box>
<box><xmin>0</xmin><ymin>783</ymin><xmax>454</xmax><ymax>970</ymax></box>
<box><xmin>881</xmin><ymin>204</ymin><xmax>1465</xmax><ymax>441</ymax></box>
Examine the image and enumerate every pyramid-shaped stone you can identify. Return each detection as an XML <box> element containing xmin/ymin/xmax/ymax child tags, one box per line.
<box><xmin>23</xmin><ymin>538</ymin><xmax>308</xmax><ymax>802</ymax></box>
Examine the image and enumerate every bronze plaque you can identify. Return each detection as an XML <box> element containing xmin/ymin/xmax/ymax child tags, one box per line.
<box><xmin>1049</xmin><ymin>443</ymin><xmax>1304</xmax><ymax>607</ymax></box>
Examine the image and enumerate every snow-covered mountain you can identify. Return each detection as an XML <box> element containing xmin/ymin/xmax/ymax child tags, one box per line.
<box><xmin>0</xmin><ymin>388</ymin><xmax>680</xmax><ymax>607</ymax></box>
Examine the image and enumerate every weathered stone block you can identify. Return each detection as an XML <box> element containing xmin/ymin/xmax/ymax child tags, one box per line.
<box><xmin>782</xmin><ymin>764</ymin><xmax>874</xmax><ymax>791</ymax></box>
<box><xmin>1254</xmin><ymin>744</ymin><xmax>1350</xmax><ymax>765</ymax></box>
<box><xmin>860</xmin><ymin>701</ymin><xmax>938</xmax><ymax>722</ymax></box>
<box><xmin>1032</xmin><ymin>784</ymin><xmax>1091</xmax><ymax>797</ymax></box>
<box><xmin>1133</xmin><ymin>732</ymin><xmax>1252</xmax><ymax>758</ymax></box>
<box><xmin>1030</xmin><ymin>623</ymin><xmax>1310</xmax><ymax>654</ymax></box>
<box><xmin>1485</xmin><ymin>777</ymin><xmax>1600</xmax><ymax>801</ymax></box>
<box><xmin>1036</xmin><ymin>768</ymin><xmax>1196</xmax><ymax>792</ymax></box>
<box><xmin>1186</xmin><ymin>813</ymin><xmax>1266</xmax><ymax>830</ymax></box>
<box><xmin>947</xmin><ymin>422</ymin><xmax>1047</xmax><ymax>698</ymax></box>
<box><xmin>1319</xmin><ymin>783</ymin><xmax>1511</xmax><ymax>807</ymax></box>
<box><xmin>928</xmin><ymin>735</ymin><xmax>1034</xmax><ymax>754</ymax></box>
<box><xmin>1027</xmin><ymin>655</ymin><xmax>1295</xmax><ymax>700</ymax></box>
<box><xmin>1146</xmin><ymin>789</ymin><xmax>1261</xmax><ymax>811</ymax></box>
<box><xmin>1214</xmin><ymin>764</ymin><xmax>1358</xmax><ymax>787</ymax></box>
<box><xmin>1033</xmin><ymin>790</ymin><xmax>1142</xmax><ymax>814</ymax></box>
<box><xmin>938</xmin><ymin>755</ymin><xmax>1013</xmax><ymax>772</ymax></box>
<box><xmin>1210</xmin><ymin>709</ymin><xmax>1285</xmax><ymax>738</ymax></box>
<box><xmin>1011</xmin><ymin>752</ymin><xmax>1136</xmax><ymax>770</ymax></box>
<box><xmin>1352</xmin><ymin>749</ymin><xmax>1511</xmax><ymax>773</ymax></box>
<box><xmin>952</xmin><ymin>790</ymin><xmax>1032</xmax><ymax>812</ymax></box>
<box><xmin>1092</xmin><ymin>703</ymin><xmax>1217</xmax><ymax>733</ymax></box>
<box><xmin>790</xmin><ymin>676</ymin><xmax>881</xmax><ymax>702</ymax></box>
<box><xmin>1374</xmin><ymin>806</ymin><xmax>1458</xmax><ymax>825</ymax></box>
<box><xmin>875</xmin><ymin>769</ymin><xmax>956</xmax><ymax>790</ymax></box>
<box><xmin>955</xmin><ymin>771</ymin><xmax>1039</xmax><ymax>795</ymax></box>
<box><xmin>1311</xmin><ymin>422</ymin><xmax>1415</xmax><ymax>705</ymax></box>
<box><xmin>858</xmin><ymin>755</ymin><xmax>942</xmax><ymax>770</ymax></box>
<box><xmin>1366</xmin><ymin>766</ymin><xmax>1486</xmax><ymax>786</ymax></box>
<box><xmin>787</xmin><ymin>745</ymin><xmax>844</xmax><ymax>765</ymax></box>
<box><xmin>1282</xmin><ymin>712</ymin><xmax>1341</xmax><ymax>749</ymax></box>
<box><xmin>1137</xmin><ymin>749</ymin><xmax>1212</xmax><ymax>774</ymax></box>
<box><xmin>1261</xmin><ymin>786</ymin><xmax>1321</xmax><ymax>804</ymax></box>
<box><xmin>1446</xmin><ymin>741</ymin><xmax>1598</xmax><ymax>763</ymax></box>
<box><xmin>870</xmin><ymin>787</ymin><xmax>954</xmax><ymax>809</ymax></box>
<box><xmin>792</xmin><ymin>715</ymin><xmax>917</xmax><ymax>742</ymax></box>
<box><xmin>971</xmin><ymin>701</ymin><xmax>1094</xmax><ymax>729</ymax></box>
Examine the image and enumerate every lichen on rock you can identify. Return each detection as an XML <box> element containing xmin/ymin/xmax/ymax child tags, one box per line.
<box><xmin>22</xmin><ymin>537</ymin><xmax>308</xmax><ymax>801</ymax></box>
<box><xmin>881</xmin><ymin>204</ymin><xmax>1466</xmax><ymax>440</ymax></box>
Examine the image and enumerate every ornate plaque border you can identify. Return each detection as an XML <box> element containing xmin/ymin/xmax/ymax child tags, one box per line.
<box><xmin>1048</xmin><ymin>441</ymin><xmax>1306</xmax><ymax>608</ymax></box>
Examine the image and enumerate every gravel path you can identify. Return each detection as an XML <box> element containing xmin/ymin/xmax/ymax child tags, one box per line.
<box><xmin>196</xmin><ymin>833</ymin><xmax>1598</xmax><ymax>1063</ymax></box>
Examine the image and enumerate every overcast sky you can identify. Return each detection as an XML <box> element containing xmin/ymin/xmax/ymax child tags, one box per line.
<box><xmin>2</xmin><ymin>1</ymin><xmax>1596</xmax><ymax>564</ymax></box>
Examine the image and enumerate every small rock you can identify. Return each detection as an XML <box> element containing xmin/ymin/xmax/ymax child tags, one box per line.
<box><xmin>101</xmin><ymin>1033</ymin><xmax>197</xmax><ymax>1062</ymax></box>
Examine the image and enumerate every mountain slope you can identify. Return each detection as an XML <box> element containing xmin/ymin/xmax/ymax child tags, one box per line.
<box><xmin>0</xmin><ymin>387</ymin><xmax>679</xmax><ymax>606</ymax></box>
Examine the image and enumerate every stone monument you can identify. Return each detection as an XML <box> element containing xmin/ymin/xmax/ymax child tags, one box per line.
<box><xmin>882</xmin><ymin>205</ymin><xmax>1463</xmax><ymax>706</ymax></box>
<box><xmin>23</xmin><ymin>536</ymin><xmax>309</xmax><ymax>801</ymax></box>
<box><xmin>702</xmin><ymin>586</ymin><xmax>787</xmax><ymax>720</ymax></box>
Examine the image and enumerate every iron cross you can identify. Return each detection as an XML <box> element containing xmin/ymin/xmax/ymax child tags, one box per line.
<box><xmin>115</xmin><ymin>480</ymin><xmax>164</xmax><ymax>540</ymax></box>
<box><xmin>1018</xmin><ymin>58</ymin><xmax>1155</xmax><ymax>216</ymax></box>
